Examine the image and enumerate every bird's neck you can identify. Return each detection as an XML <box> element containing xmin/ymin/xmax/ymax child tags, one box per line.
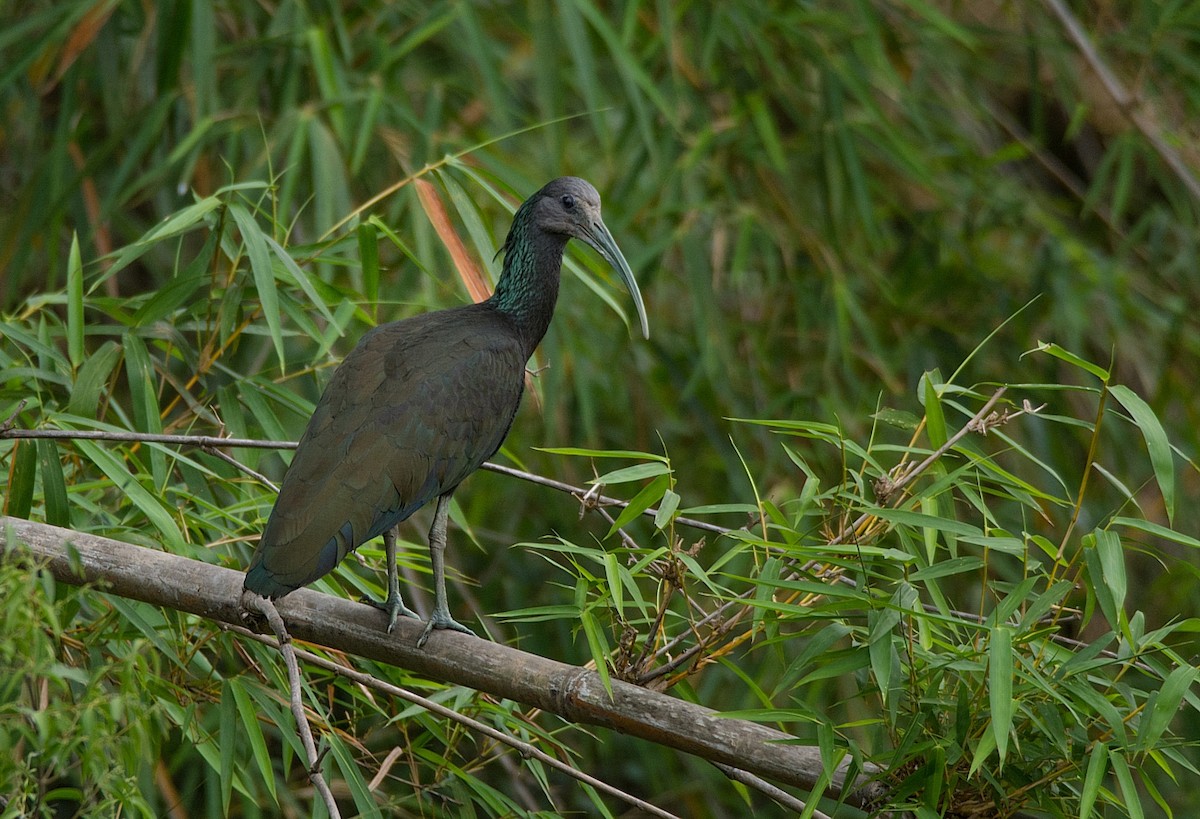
<box><xmin>489</xmin><ymin>222</ymin><xmax>566</xmax><ymax>359</ymax></box>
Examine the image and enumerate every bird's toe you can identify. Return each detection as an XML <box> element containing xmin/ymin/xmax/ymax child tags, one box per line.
<box><xmin>361</xmin><ymin>593</ymin><xmax>419</xmax><ymax>632</ymax></box>
<box><xmin>415</xmin><ymin>612</ymin><xmax>477</xmax><ymax>648</ymax></box>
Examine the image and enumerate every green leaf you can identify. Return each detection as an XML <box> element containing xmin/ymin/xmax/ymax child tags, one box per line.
<box><xmin>131</xmin><ymin>257</ymin><xmax>210</xmax><ymax>327</ymax></box>
<box><xmin>871</xmin><ymin>407</ymin><xmax>922</xmax><ymax>430</ymax></box>
<box><xmin>594</xmin><ymin>462</ymin><xmax>671</xmax><ymax>485</ymax></box>
<box><xmin>989</xmin><ymin>625</ymin><xmax>1013</xmax><ymax>767</ymax></box>
<box><xmin>7</xmin><ymin>439</ymin><xmax>37</xmax><ymax>519</ymax></box>
<box><xmin>326</xmin><ymin>734</ymin><xmax>381</xmax><ymax>819</ymax></box>
<box><xmin>653</xmin><ymin>489</ymin><xmax>680</xmax><ymax>530</ymax></box>
<box><xmin>68</xmin><ymin>340</ymin><xmax>122</xmax><ymax>418</ymax></box>
<box><xmin>1139</xmin><ymin>664</ymin><xmax>1197</xmax><ymax>752</ymax></box>
<box><xmin>109</xmin><ymin>197</ymin><xmax>223</xmax><ymax>277</ymax></box>
<box><xmin>265</xmin><ymin>235</ymin><xmax>337</xmax><ymax>326</ymax></box>
<box><xmin>123</xmin><ymin>333</ymin><xmax>166</xmax><ymax>486</ymax></box>
<box><xmin>73</xmin><ymin>438</ymin><xmax>183</xmax><ymax>548</ymax></box>
<box><xmin>909</xmin><ymin>556</ymin><xmax>984</xmax><ymax>581</ymax></box>
<box><xmin>1093</xmin><ymin>528</ymin><xmax>1127</xmax><ymax>621</ymax></box>
<box><xmin>968</xmin><ymin>721</ymin><xmax>997</xmax><ymax>777</ymax></box>
<box><xmin>603</xmin><ymin>551</ymin><xmax>623</xmax><ymax>616</ymax></box>
<box><xmin>104</xmin><ymin>595</ymin><xmax>183</xmax><ymax>668</ymax></box>
<box><xmin>1108</xmin><ymin>384</ymin><xmax>1175</xmax><ymax>524</ymax></box>
<box><xmin>680</xmin><ymin>502</ymin><xmax>759</xmax><ymax>516</ymax></box>
<box><xmin>1083</xmin><ymin>534</ymin><xmax>1118</xmax><ymax>630</ymax></box>
<box><xmin>66</xmin><ymin>233</ymin><xmax>84</xmax><ymax>369</ymax></box>
<box><xmin>868</xmin><ymin>605</ymin><xmax>900</xmax><ymax>704</ymax></box>
<box><xmin>864</xmin><ymin>507</ymin><xmax>983</xmax><ymax>537</ymax></box>
<box><xmin>1079</xmin><ymin>741</ymin><xmax>1108</xmax><ymax>819</ymax></box>
<box><xmin>1026</xmin><ymin>341</ymin><xmax>1111</xmax><ymax>380</ymax></box>
<box><xmin>357</xmin><ymin>221</ymin><xmax>380</xmax><ymax>312</ymax></box>
<box><xmin>36</xmin><ymin>439</ymin><xmax>70</xmax><ymax>528</ymax></box>
<box><xmin>580</xmin><ymin>607</ymin><xmax>612</xmax><ymax>697</ymax></box>
<box><xmin>1110</xmin><ymin>750</ymin><xmax>1144</xmax><ymax>819</ymax></box>
<box><xmin>1111</xmin><ymin>516</ymin><xmax>1200</xmax><ymax>549</ymax></box>
<box><xmin>219</xmin><ymin>680</ymin><xmax>236</xmax><ymax>817</ymax></box>
<box><xmin>229</xmin><ymin>677</ymin><xmax>277</xmax><ymax>803</ymax></box>
<box><xmin>537</xmin><ymin>446</ymin><xmax>668</xmax><ymax>463</ymax></box>
<box><xmin>229</xmin><ymin>203</ymin><xmax>285</xmax><ymax>371</ymax></box>
<box><xmin>920</xmin><ymin>371</ymin><xmax>948</xmax><ymax>448</ymax></box>
<box><xmin>606</xmin><ymin>473</ymin><xmax>669</xmax><ymax>536</ymax></box>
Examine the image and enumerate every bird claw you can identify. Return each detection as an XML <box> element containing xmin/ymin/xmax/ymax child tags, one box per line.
<box><xmin>416</xmin><ymin>612</ymin><xmax>477</xmax><ymax>648</ymax></box>
<box><xmin>360</xmin><ymin>594</ymin><xmax>420</xmax><ymax>633</ymax></box>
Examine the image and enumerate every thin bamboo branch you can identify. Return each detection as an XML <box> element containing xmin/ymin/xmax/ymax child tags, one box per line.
<box><xmin>0</xmin><ymin>427</ymin><xmax>730</xmax><ymax>535</ymax></box>
<box><xmin>712</xmin><ymin>761</ymin><xmax>826</xmax><ymax>817</ymax></box>
<box><xmin>243</xmin><ymin>593</ymin><xmax>341</xmax><ymax>817</ymax></box>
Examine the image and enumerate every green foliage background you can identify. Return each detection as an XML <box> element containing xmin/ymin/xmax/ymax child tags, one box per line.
<box><xmin>2</xmin><ymin>1</ymin><xmax>1199</xmax><ymax>816</ymax></box>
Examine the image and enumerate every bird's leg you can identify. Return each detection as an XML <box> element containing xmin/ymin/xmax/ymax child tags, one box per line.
<box><xmin>362</xmin><ymin>527</ymin><xmax>420</xmax><ymax>632</ymax></box>
<box><xmin>417</xmin><ymin>493</ymin><xmax>477</xmax><ymax>647</ymax></box>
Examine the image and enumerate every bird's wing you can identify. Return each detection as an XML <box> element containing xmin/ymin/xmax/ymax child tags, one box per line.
<box><xmin>245</xmin><ymin>308</ymin><xmax>527</xmax><ymax>596</ymax></box>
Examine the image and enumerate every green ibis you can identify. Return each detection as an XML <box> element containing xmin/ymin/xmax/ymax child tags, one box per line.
<box><xmin>243</xmin><ymin>177</ymin><xmax>649</xmax><ymax>646</ymax></box>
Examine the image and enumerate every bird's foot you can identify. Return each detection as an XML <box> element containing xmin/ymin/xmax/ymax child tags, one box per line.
<box><xmin>361</xmin><ymin>593</ymin><xmax>421</xmax><ymax>633</ymax></box>
<box><xmin>416</xmin><ymin>611</ymin><xmax>477</xmax><ymax>648</ymax></box>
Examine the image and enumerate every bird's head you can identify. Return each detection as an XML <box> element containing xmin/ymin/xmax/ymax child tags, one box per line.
<box><xmin>529</xmin><ymin>176</ymin><xmax>650</xmax><ymax>339</ymax></box>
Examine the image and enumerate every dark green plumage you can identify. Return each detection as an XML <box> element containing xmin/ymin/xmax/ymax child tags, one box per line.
<box><xmin>244</xmin><ymin>177</ymin><xmax>648</xmax><ymax>645</ymax></box>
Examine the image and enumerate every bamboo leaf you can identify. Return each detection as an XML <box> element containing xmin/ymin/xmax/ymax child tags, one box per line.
<box><xmin>36</xmin><ymin>439</ymin><xmax>70</xmax><ymax>528</ymax></box>
<box><xmin>989</xmin><ymin>625</ymin><xmax>1013</xmax><ymax>767</ymax></box>
<box><xmin>1110</xmin><ymin>750</ymin><xmax>1144</xmax><ymax>819</ymax></box>
<box><xmin>123</xmin><ymin>333</ymin><xmax>166</xmax><ymax>486</ymax></box>
<box><xmin>1079</xmin><ymin>741</ymin><xmax>1108</xmax><ymax>819</ymax></box>
<box><xmin>229</xmin><ymin>203</ymin><xmax>285</xmax><ymax>371</ymax></box>
<box><xmin>67</xmin><ymin>340</ymin><xmax>122</xmax><ymax>418</ymax></box>
<box><xmin>1108</xmin><ymin>384</ymin><xmax>1175</xmax><ymax>524</ymax></box>
<box><xmin>920</xmin><ymin>371</ymin><xmax>947</xmax><ymax>448</ymax></box>
<box><xmin>606</xmin><ymin>474</ymin><xmax>669</xmax><ymax>537</ymax></box>
<box><xmin>580</xmin><ymin>606</ymin><xmax>612</xmax><ymax>697</ymax></box>
<box><xmin>7</xmin><ymin>439</ymin><xmax>37</xmax><ymax>519</ymax></box>
<box><xmin>1026</xmin><ymin>341</ymin><xmax>1111</xmax><ymax>380</ymax></box>
<box><xmin>66</xmin><ymin>233</ymin><xmax>84</xmax><ymax>369</ymax></box>
<box><xmin>1111</xmin><ymin>516</ymin><xmax>1200</xmax><ymax>549</ymax></box>
<box><xmin>594</xmin><ymin>462</ymin><xmax>671</xmax><ymax>485</ymax></box>
<box><xmin>537</xmin><ymin>446</ymin><xmax>668</xmax><ymax>463</ymax></box>
<box><xmin>228</xmin><ymin>677</ymin><xmax>277</xmax><ymax>804</ymax></box>
<box><xmin>357</xmin><ymin>221</ymin><xmax>380</xmax><ymax>314</ymax></box>
<box><xmin>653</xmin><ymin>488</ymin><xmax>680</xmax><ymax>530</ymax></box>
<box><xmin>74</xmin><ymin>438</ymin><xmax>183</xmax><ymax>548</ymax></box>
<box><xmin>218</xmin><ymin>680</ymin><xmax>237</xmax><ymax>817</ymax></box>
<box><xmin>1139</xmin><ymin>664</ymin><xmax>1197</xmax><ymax>752</ymax></box>
<box><xmin>1092</xmin><ymin>528</ymin><xmax>1127</xmax><ymax>620</ymax></box>
<box><xmin>603</xmin><ymin>550</ymin><xmax>622</xmax><ymax>616</ymax></box>
<box><xmin>265</xmin><ymin>235</ymin><xmax>337</xmax><ymax>326</ymax></box>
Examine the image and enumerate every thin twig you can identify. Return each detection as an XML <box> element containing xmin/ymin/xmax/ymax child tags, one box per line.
<box><xmin>242</xmin><ymin>592</ymin><xmax>341</xmax><ymax>818</ymax></box>
<box><xmin>0</xmin><ymin>427</ymin><xmax>730</xmax><ymax>535</ymax></box>
<box><xmin>225</xmin><ymin>622</ymin><xmax>681</xmax><ymax>819</ymax></box>
<box><xmin>712</xmin><ymin>761</ymin><xmax>826</xmax><ymax>817</ymax></box>
<box><xmin>202</xmin><ymin>445</ymin><xmax>279</xmax><ymax>492</ymax></box>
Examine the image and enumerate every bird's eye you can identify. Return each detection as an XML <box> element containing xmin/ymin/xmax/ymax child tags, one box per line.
<box><xmin>560</xmin><ymin>194</ymin><xmax>575</xmax><ymax>211</ymax></box>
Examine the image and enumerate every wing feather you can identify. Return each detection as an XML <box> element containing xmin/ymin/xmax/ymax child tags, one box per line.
<box><xmin>245</xmin><ymin>306</ymin><xmax>526</xmax><ymax>596</ymax></box>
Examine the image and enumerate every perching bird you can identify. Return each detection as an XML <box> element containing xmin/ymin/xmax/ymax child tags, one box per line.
<box><xmin>243</xmin><ymin>177</ymin><xmax>648</xmax><ymax>646</ymax></box>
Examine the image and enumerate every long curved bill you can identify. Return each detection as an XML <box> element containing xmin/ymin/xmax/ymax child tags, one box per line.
<box><xmin>583</xmin><ymin>218</ymin><xmax>650</xmax><ymax>339</ymax></box>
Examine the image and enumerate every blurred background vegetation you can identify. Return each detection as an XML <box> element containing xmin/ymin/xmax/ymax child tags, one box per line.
<box><xmin>2</xmin><ymin>0</ymin><xmax>1199</xmax><ymax>816</ymax></box>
